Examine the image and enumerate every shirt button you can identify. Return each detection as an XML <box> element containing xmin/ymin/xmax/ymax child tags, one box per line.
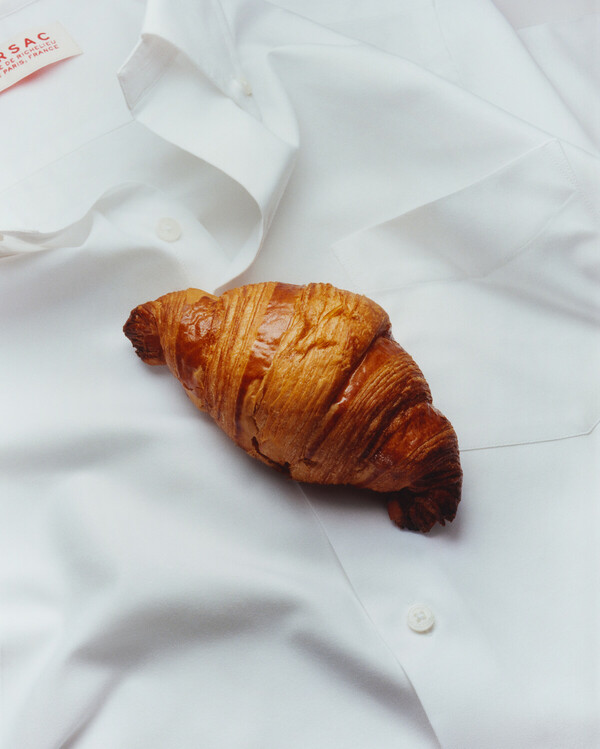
<box><xmin>156</xmin><ymin>217</ymin><xmax>182</xmax><ymax>242</ymax></box>
<box><xmin>231</xmin><ymin>76</ymin><xmax>253</xmax><ymax>96</ymax></box>
<box><xmin>407</xmin><ymin>603</ymin><xmax>435</xmax><ymax>633</ymax></box>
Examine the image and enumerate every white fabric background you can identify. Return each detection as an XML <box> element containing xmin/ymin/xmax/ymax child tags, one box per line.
<box><xmin>1</xmin><ymin>0</ymin><xmax>599</xmax><ymax>747</ymax></box>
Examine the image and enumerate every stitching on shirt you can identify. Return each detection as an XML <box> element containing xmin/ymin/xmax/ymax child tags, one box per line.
<box><xmin>336</xmin><ymin>189</ymin><xmax>575</xmax><ymax>296</ymax></box>
<box><xmin>475</xmin><ymin>191</ymin><xmax>576</xmax><ymax>276</ymax></box>
<box><xmin>460</xmin><ymin>417</ymin><xmax>600</xmax><ymax>453</ymax></box>
<box><xmin>210</xmin><ymin>0</ymin><xmax>245</xmax><ymax>81</ymax></box>
<box><xmin>546</xmin><ymin>140</ymin><xmax>598</xmax><ymax>217</ymax></box>
<box><xmin>431</xmin><ymin>0</ymin><xmax>462</xmax><ymax>83</ymax></box>
<box><xmin>511</xmin><ymin>9</ymin><xmax>599</xmax><ymax>32</ymax></box>
<box><xmin>333</xmin><ymin>139</ymin><xmax>569</xmax><ymax>285</ymax></box>
<box><xmin>0</xmin><ymin>0</ymin><xmax>39</xmax><ymax>21</ymax></box>
<box><xmin>122</xmin><ymin>38</ymin><xmax>178</xmax><ymax>111</ymax></box>
<box><xmin>0</xmin><ymin>119</ymin><xmax>134</xmax><ymax>202</ymax></box>
<box><xmin>335</xmin><ymin>139</ymin><xmax>595</xmax><ymax>302</ymax></box>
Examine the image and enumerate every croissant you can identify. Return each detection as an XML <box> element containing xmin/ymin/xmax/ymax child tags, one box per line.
<box><xmin>123</xmin><ymin>282</ymin><xmax>462</xmax><ymax>532</ymax></box>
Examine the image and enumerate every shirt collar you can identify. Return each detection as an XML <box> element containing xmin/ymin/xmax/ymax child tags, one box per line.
<box><xmin>117</xmin><ymin>0</ymin><xmax>298</xmax><ymax>286</ymax></box>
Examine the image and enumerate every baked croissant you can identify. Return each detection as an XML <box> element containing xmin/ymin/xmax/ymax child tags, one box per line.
<box><xmin>124</xmin><ymin>282</ymin><xmax>462</xmax><ymax>532</ymax></box>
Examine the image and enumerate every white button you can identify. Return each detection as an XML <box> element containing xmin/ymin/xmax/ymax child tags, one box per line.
<box><xmin>407</xmin><ymin>604</ymin><xmax>435</xmax><ymax>633</ymax></box>
<box><xmin>156</xmin><ymin>217</ymin><xmax>181</xmax><ymax>242</ymax></box>
<box><xmin>232</xmin><ymin>76</ymin><xmax>253</xmax><ymax>96</ymax></box>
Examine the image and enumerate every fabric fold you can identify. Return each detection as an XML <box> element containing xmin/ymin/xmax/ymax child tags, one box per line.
<box><xmin>117</xmin><ymin>0</ymin><xmax>300</xmax><ymax>289</ymax></box>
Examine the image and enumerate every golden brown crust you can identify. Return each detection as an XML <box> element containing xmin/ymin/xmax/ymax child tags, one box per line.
<box><xmin>123</xmin><ymin>282</ymin><xmax>462</xmax><ymax>532</ymax></box>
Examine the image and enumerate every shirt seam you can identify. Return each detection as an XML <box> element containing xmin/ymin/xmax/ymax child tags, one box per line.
<box><xmin>0</xmin><ymin>0</ymin><xmax>40</xmax><ymax>21</ymax></box>
<box><xmin>460</xmin><ymin>417</ymin><xmax>600</xmax><ymax>453</ymax></box>
<box><xmin>119</xmin><ymin>38</ymin><xmax>177</xmax><ymax>111</ymax></box>
<box><xmin>0</xmin><ymin>119</ymin><xmax>134</xmax><ymax>203</ymax></box>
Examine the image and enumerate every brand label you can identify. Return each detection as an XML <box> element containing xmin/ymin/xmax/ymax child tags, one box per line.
<box><xmin>0</xmin><ymin>22</ymin><xmax>82</xmax><ymax>94</ymax></box>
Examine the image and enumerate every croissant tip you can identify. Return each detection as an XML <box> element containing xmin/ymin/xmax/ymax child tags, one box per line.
<box><xmin>123</xmin><ymin>302</ymin><xmax>165</xmax><ymax>365</ymax></box>
<box><xmin>387</xmin><ymin>486</ymin><xmax>460</xmax><ymax>533</ymax></box>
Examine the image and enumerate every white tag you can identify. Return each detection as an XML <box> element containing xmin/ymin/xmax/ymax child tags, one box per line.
<box><xmin>0</xmin><ymin>22</ymin><xmax>82</xmax><ymax>94</ymax></box>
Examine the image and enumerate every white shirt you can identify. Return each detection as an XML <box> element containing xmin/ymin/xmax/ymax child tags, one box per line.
<box><xmin>1</xmin><ymin>1</ymin><xmax>599</xmax><ymax>747</ymax></box>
